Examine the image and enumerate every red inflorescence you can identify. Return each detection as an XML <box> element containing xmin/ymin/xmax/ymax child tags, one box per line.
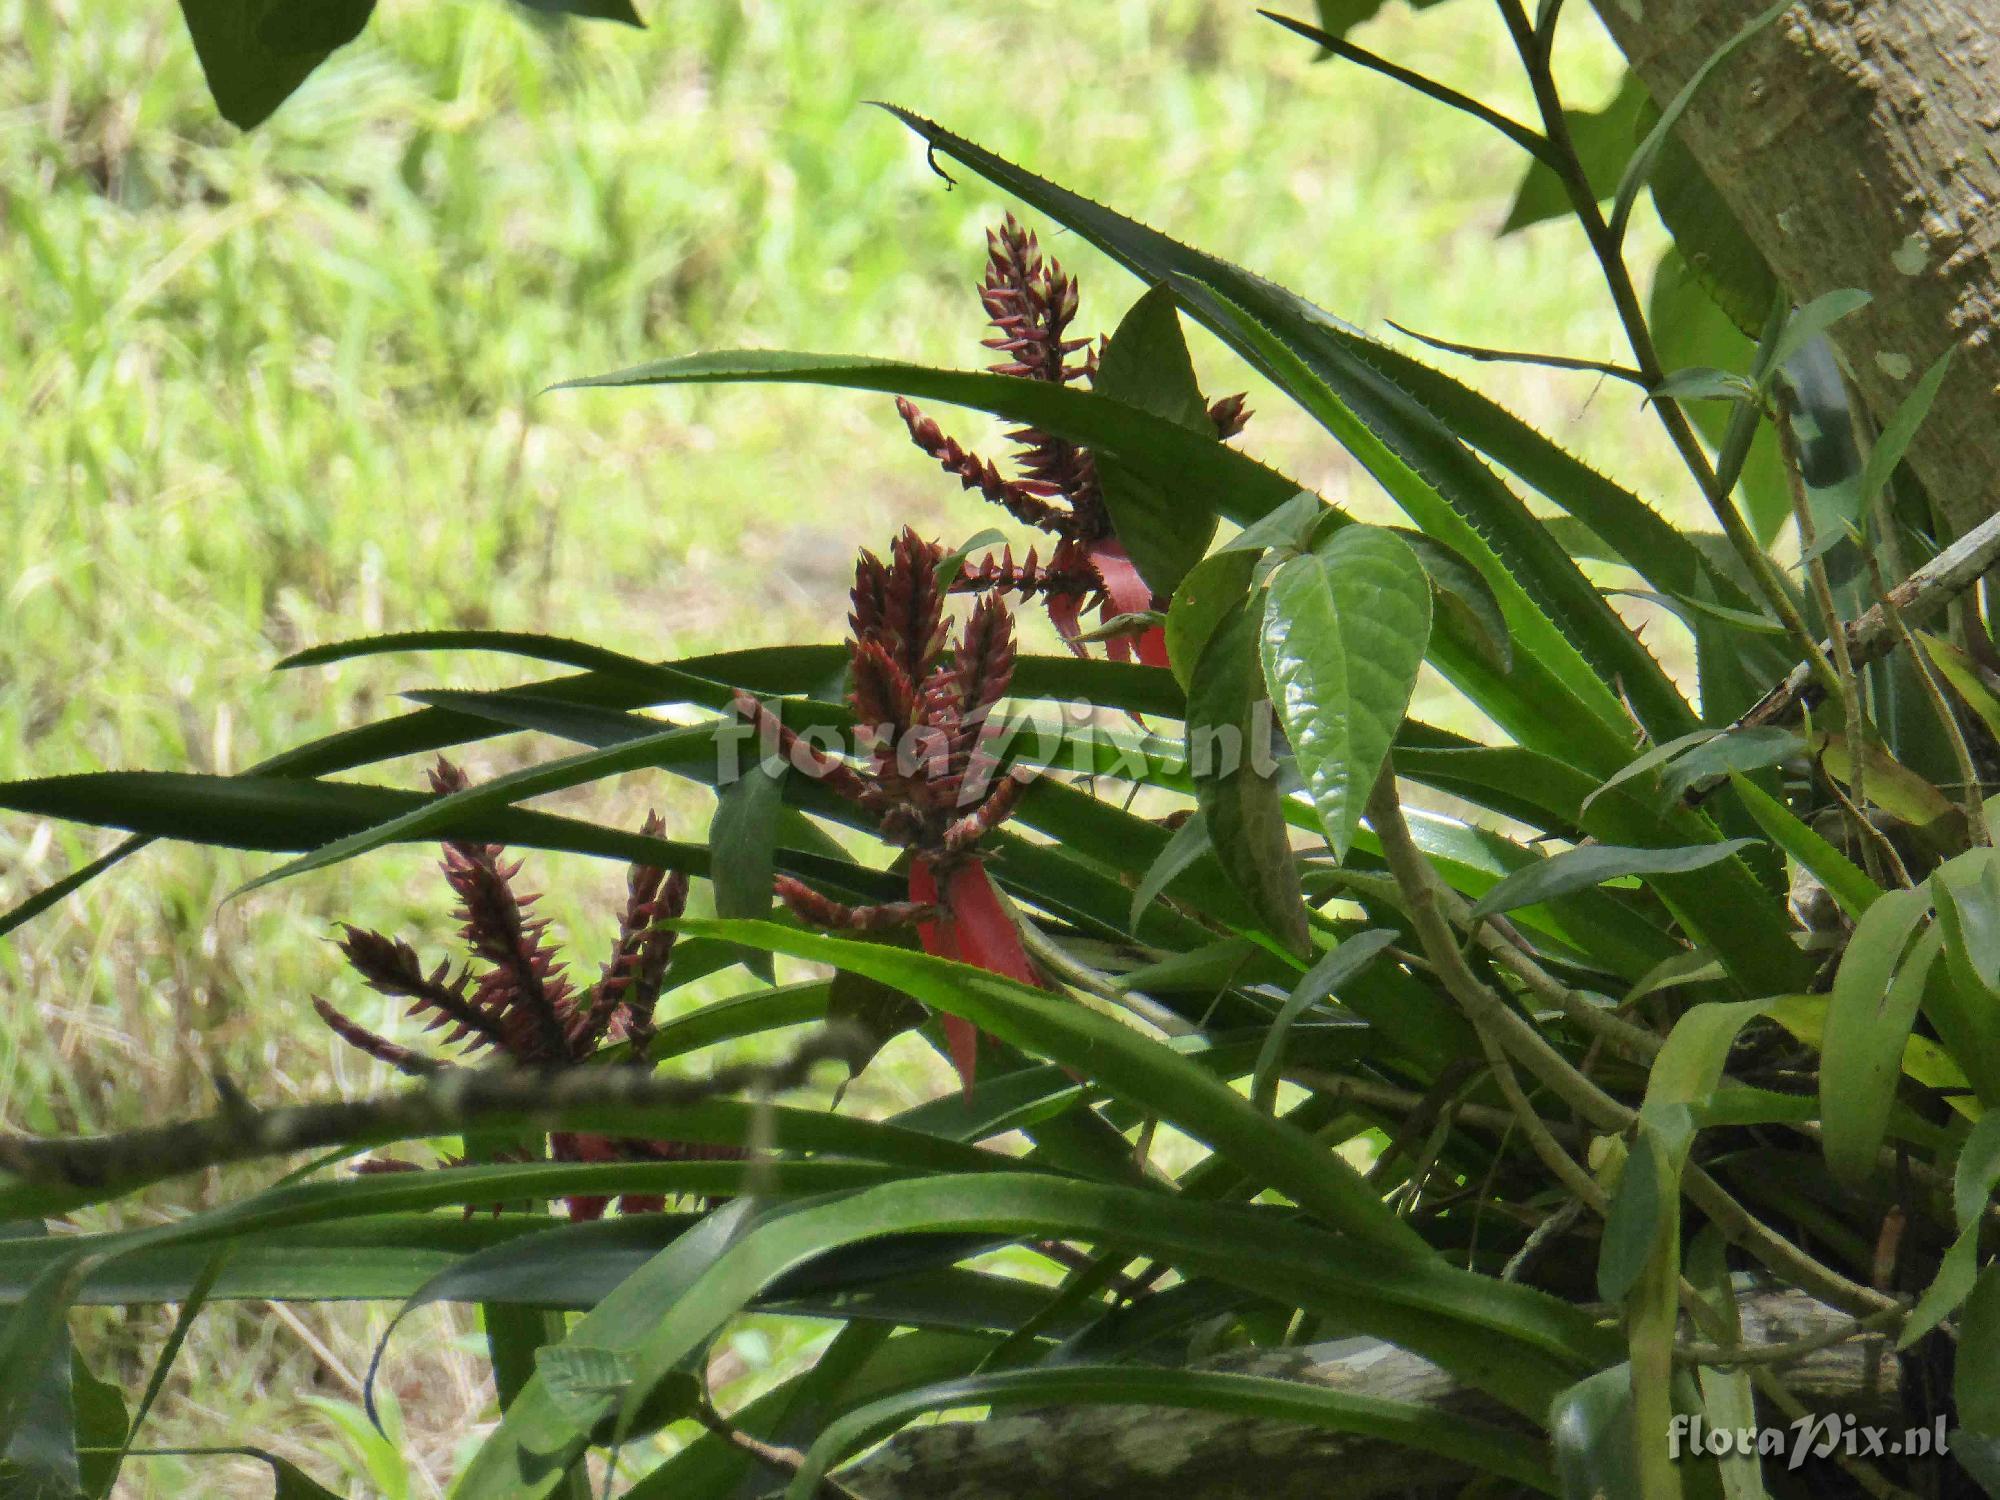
<box><xmin>736</xmin><ymin>528</ymin><xmax>1042</xmax><ymax>1093</ymax></box>
<box><xmin>313</xmin><ymin>761</ymin><xmax>739</xmax><ymax>1219</ymax></box>
<box><xmin>898</xmin><ymin>214</ymin><xmax>1250</xmax><ymax>670</ymax></box>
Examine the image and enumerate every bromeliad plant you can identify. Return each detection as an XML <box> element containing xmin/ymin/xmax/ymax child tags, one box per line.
<box><xmin>10</xmin><ymin>8</ymin><xmax>2000</xmax><ymax>1500</ymax></box>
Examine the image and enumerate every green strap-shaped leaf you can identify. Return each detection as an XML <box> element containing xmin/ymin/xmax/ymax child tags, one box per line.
<box><xmin>1261</xmin><ymin>526</ymin><xmax>1432</xmax><ymax>859</ymax></box>
<box><xmin>788</xmin><ymin>1365</ymin><xmax>1559</xmax><ymax>1498</ymax></box>
<box><xmin>552</xmin><ymin>350</ymin><xmax>1299</xmax><ymax>524</ymax></box>
<box><xmin>709</xmin><ymin>756</ymin><xmax>787</xmax><ymax>982</ymax></box>
<box><xmin>1821</xmin><ymin>887</ymin><xmax>1940</xmax><ymax>1186</ymax></box>
<box><xmin>1725</xmin><ymin>773</ymin><xmax>1881</xmax><ymax>920</ymax></box>
<box><xmin>1468</xmin><ymin>840</ymin><xmax>1759</xmax><ymax>922</ymax></box>
<box><xmin>682</xmin><ymin>920</ymin><xmax>1426</xmax><ymax>1254</ymax></box>
<box><xmin>1607</xmin><ymin>0</ymin><xmax>1792</xmax><ymax>244</ymax></box>
<box><xmin>1252</xmin><ymin>928</ymin><xmax>1398</xmax><ymax>1112</ymax></box>
<box><xmin>1901</xmin><ymin>1113</ymin><xmax>2000</xmax><ymax>1347</ymax></box>
<box><xmin>453</xmin><ymin>1172</ymin><xmax>1611</xmax><ymax>1499</ymax></box>
<box><xmin>1861</xmin><ymin>351</ymin><xmax>1954</xmax><ymax>508</ymax></box>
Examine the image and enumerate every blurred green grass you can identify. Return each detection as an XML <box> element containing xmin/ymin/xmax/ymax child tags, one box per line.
<box><xmin>1</xmin><ymin>0</ymin><xmax>1682</xmax><ymax>1491</ymax></box>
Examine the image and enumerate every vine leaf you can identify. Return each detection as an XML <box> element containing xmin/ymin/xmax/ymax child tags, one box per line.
<box><xmin>1261</xmin><ymin>526</ymin><xmax>1431</xmax><ymax>861</ymax></box>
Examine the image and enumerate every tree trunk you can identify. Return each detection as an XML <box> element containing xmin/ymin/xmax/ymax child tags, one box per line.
<box><xmin>1589</xmin><ymin>0</ymin><xmax>2000</xmax><ymax>537</ymax></box>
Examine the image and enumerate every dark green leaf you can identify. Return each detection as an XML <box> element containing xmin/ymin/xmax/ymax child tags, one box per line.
<box><xmin>1765</xmin><ymin>289</ymin><xmax>1872</xmax><ymax>382</ymax></box>
<box><xmin>1609</xmin><ymin>0</ymin><xmax>1791</xmax><ymax>243</ymax></box>
<box><xmin>1821</xmin><ymin>888</ymin><xmax>1938</xmax><ymax>1186</ymax></box>
<box><xmin>1656</xmin><ymin>727</ymin><xmax>1803</xmax><ymax>800</ymax></box>
<box><xmin>1597</xmin><ymin>1133</ymin><xmax>1665</xmax><ymax>1303</ymax></box>
<box><xmin>1861</xmin><ymin>351</ymin><xmax>1954</xmax><ymax>508</ymax></box>
<box><xmin>1166</xmin><ymin>549</ymin><xmax>1259</xmax><ymax>692</ymax></box>
<box><xmin>1725</xmin><ymin>773</ymin><xmax>1881</xmax><ymax>920</ymax></box>
<box><xmin>1958</xmin><ymin>1264</ymin><xmax>2000</xmax><ymax>1436</ymax></box>
<box><xmin>1469</xmin><ymin>840</ymin><xmax>1759</xmax><ymax>921</ymax></box>
<box><xmin>1216</xmin><ymin>489</ymin><xmax>1325</xmax><ymax>558</ymax></box>
<box><xmin>1129</xmin><ymin>812</ymin><xmax>1213</xmax><ymax>929</ymax></box>
<box><xmin>1900</xmin><ymin>1113</ymin><xmax>2000</xmax><ymax>1347</ymax></box>
<box><xmin>508</xmin><ymin>0</ymin><xmax>642</xmax><ymax>22</ymax></box>
<box><xmin>1261</xmin><ymin>527</ymin><xmax>1431</xmax><ymax>859</ymax></box>
<box><xmin>880</xmin><ymin>106</ymin><xmax>1696</xmax><ymax>759</ymax></box>
<box><xmin>177</xmin><ymin>0</ymin><xmax>375</xmax><ymax>128</ymax></box>
<box><xmin>1392</xmin><ymin>528</ymin><xmax>1510</xmax><ymax>672</ymax></box>
<box><xmin>710</xmin><ymin>757</ymin><xmax>786</xmax><ymax>981</ymax></box>
<box><xmin>1550</xmin><ymin>1364</ymin><xmax>1641</xmax><ymax>1500</ymax></box>
<box><xmin>788</xmin><ymin>1365</ymin><xmax>1557</xmax><ymax>1498</ymax></box>
<box><xmin>1092</xmin><ymin>288</ymin><xmax>1222</xmax><ymax>597</ymax></box>
<box><xmin>71</xmin><ymin>1356</ymin><xmax>126</xmax><ymax>1500</ymax></box>
<box><xmin>0</xmin><ymin>1253</ymin><xmax>95</xmax><ymax>1461</ymax></box>
<box><xmin>1650</xmin><ymin>368</ymin><xmax>1757</xmax><ymax>403</ymax></box>
<box><xmin>1648</xmin><ymin>129</ymin><xmax>1776</xmax><ymax>338</ymax></box>
<box><xmin>1502</xmin><ymin>74</ymin><xmax>1647</xmax><ymax>233</ymax></box>
<box><xmin>551</xmin><ymin>351</ymin><xmax>1298</xmax><ymax>524</ymax></box>
<box><xmin>1252</xmin><ymin>928</ymin><xmax>1397</xmax><ymax>1111</ymax></box>
<box><xmin>1188</xmin><ymin>603</ymin><xmax>1311</xmax><ymax>953</ymax></box>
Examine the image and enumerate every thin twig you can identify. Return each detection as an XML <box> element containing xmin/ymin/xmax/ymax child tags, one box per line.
<box><xmin>0</xmin><ymin>1027</ymin><xmax>871</xmax><ymax>1195</ymax></box>
<box><xmin>1259</xmin><ymin>11</ymin><xmax>1556</xmax><ymax>166</ymax></box>
<box><xmin>1733</xmin><ymin>508</ymin><xmax>2000</xmax><ymax>733</ymax></box>
<box><xmin>1368</xmin><ymin>771</ymin><xmax>1897</xmax><ymax>1319</ymax></box>
<box><xmin>1676</xmin><ymin>1301</ymin><xmax>1911</xmax><ymax>1368</ymax></box>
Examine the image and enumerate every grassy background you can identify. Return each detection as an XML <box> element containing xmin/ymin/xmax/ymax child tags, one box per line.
<box><xmin>1</xmin><ymin>0</ymin><xmax>1682</xmax><ymax>1492</ymax></box>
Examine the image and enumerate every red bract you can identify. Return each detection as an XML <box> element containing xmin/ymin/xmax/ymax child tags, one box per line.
<box><xmin>313</xmin><ymin>761</ymin><xmax>740</xmax><ymax>1219</ymax></box>
<box><xmin>898</xmin><ymin>214</ymin><xmax>1250</xmax><ymax>670</ymax></box>
<box><xmin>736</xmin><ymin>528</ymin><xmax>1040</xmax><ymax>1095</ymax></box>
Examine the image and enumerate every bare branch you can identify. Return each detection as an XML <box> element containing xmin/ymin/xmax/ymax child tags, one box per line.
<box><xmin>0</xmin><ymin>1026</ymin><xmax>871</xmax><ymax>1197</ymax></box>
<box><xmin>1735</xmin><ymin>508</ymin><xmax>2000</xmax><ymax>734</ymax></box>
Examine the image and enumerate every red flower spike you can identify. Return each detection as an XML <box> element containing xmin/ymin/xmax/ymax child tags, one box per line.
<box><xmin>310</xmin><ymin>996</ymin><xmax>444</xmax><ymax>1077</ymax></box>
<box><xmin>314</xmin><ymin>770</ymin><xmax>731</xmax><ymax>1219</ymax></box>
<box><xmin>776</xmin><ymin>530</ymin><xmax>1046</xmax><ymax>1098</ymax></box>
<box><xmin>773</xmin><ymin>875</ymin><xmax>936</xmax><ymax>933</ymax></box>
<box><xmin>899</xmin><ymin>217</ymin><xmax>1250</xmax><ymax>670</ymax></box>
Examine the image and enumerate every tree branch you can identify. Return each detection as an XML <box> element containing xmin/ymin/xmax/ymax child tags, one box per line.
<box><xmin>1733</xmin><ymin>507</ymin><xmax>2000</xmax><ymax>733</ymax></box>
<box><xmin>0</xmin><ymin>1026</ymin><xmax>871</xmax><ymax>1196</ymax></box>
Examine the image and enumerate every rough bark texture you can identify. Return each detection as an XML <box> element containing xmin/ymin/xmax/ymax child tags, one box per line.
<box><xmin>1590</xmin><ymin>0</ymin><xmax>2000</xmax><ymax>536</ymax></box>
<box><xmin>831</xmin><ymin>1291</ymin><xmax>1900</xmax><ymax>1499</ymax></box>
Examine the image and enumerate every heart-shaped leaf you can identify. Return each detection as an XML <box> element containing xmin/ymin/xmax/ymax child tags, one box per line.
<box><xmin>1260</xmin><ymin>526</ymin><xmax>1431</xmax><ymax>861</ymax></box>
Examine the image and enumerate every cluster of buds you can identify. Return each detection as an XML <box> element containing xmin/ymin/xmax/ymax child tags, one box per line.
<box><xmin>897</xmin><ymin>214</ymin><xmax>1250</xmax><ymax>668</ymax></box>
<box><xmin>314</xmin><ymin>759</ymin><xmax>741</xmax><ymax>1219</ymax></box>
<box><xmin>734</xmin><ymin>528</ymin><xmax>1042</xmax><ymax>1091</ymax></box>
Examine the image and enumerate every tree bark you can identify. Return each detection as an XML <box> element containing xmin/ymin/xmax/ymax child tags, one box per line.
<box><xmin>832</xmin><ymin>1291</ymin><xmax>1901</xmax><ymax>1499</ymax></box>
<box><xmin>1589</xmin><ymin>0</ymin><xmax>2000</xmax><ymax>537</ymax></box>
